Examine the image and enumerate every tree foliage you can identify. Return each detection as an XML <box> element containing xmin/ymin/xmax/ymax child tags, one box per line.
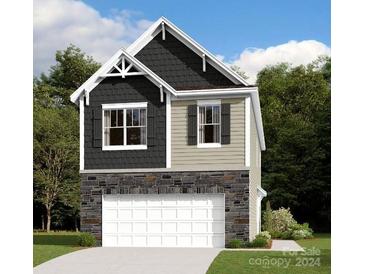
<box><xmin>257</xmin><ymin>56</ymin><xmax>331</xmax><ymax>231</ymax></box>
<box><xmin>39</xmin><ymin>44</ymin><xmax>100</xmax><ymax>106</ymax></box>
<box><xmin>33</xmin><ymin>45</ymin><xmax>99</xmax><ymax>231</ymax></box>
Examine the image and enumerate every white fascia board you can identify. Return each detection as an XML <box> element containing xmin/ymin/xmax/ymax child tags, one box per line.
<box><xmin>127</xmin><ymin>17</ymin><xmax>164</xmax><ymax>55</ymax></box>
<box><xmin>127</xmin><ymin>17</ymin><xmax>250</xmax><ymax>86</ymax></box>
<box><xmin>69</xmin><ymin>48</ymin><xmax>177</xmax><ymax>104</ymax></box>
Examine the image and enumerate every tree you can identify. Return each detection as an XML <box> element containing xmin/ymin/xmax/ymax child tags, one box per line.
<box><xmin>34</xmin><ymin>45</ymin><xmax>99</xmax><ymax>232</ymax></box>
<box><xmin>34</xmin><ymin>105</ymin><xmax>79</xmax><ymax>232</ymax></box>
<box><xmin>39</xmin><ymin>44</ymin><xmax>100</xmax><ymax>106</ymax></box>
<box><xmin>257</xmin><ymin>57</ymin><xmax>331</xmax><ymax>232</ymax></box>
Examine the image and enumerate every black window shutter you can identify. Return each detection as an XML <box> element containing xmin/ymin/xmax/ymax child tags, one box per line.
<box><xmin>93</xmin><ymin>108</ymin><xmax>102</xmax><ymax>148</ymax></box>
<box><xmin>221</xmin><ymin>104</ymin><xmax>231</xmax><ymax>144</ymax></box>
<box><xmin>147</xmin><ymin>107</ymin><xmax>155</xmax><ymax>146</ymax></box>
<box><xmin>187</xmin><ymin>105</ymin><xmax>197</xmax><ymax>145</ymax></box>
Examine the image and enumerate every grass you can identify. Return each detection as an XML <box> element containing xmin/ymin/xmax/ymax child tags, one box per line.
<box><xmin>33</xmin><ymin>231</ymin><xmax>85</xmax><ymax>267</ymax></box>
<box><xmin>206</xmin><ymin>234</ymin><xmax>331</xmax><ymax>274</ymax></box>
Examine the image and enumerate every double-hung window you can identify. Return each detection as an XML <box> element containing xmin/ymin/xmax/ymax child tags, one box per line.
<box><xmin>102</xmin><ymin>103</ymin><xmax>147</xmax><ymax>150</ymax></box>
<box><xmin>198</xmin><ymin>101</ymin><xmax>221</xmax><ymax>147</ymax></box>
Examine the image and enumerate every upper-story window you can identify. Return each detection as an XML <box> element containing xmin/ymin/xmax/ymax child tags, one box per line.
<box><xmin>197</xmin><ymin>101</ymin><xmax>221</xmax><ymax>148</ymax></box>
<box><xmin>102</xmin><ymin>102</ymin><xmax>147</xmax><ymax>150</ymax></box>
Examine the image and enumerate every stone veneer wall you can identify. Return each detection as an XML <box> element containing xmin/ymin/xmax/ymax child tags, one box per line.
<box><xmin>80</xmin><ymin>170</ymin><xmax>250</xmax><ymax>246</ymax></box>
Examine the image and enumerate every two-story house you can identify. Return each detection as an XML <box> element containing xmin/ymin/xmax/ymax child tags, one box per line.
<box><xmin>70</xmin><ymin>17</ymin><xmax>266</xmax><ymax>248</ymax></box>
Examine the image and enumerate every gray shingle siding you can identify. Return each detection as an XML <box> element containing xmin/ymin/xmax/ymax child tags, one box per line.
<box><xmin>84</xmin><ymin>76</ymin><xmax>166</xmax><ymax>169</ymax></box>
<box><xmin>135</xmin><ymin>31</ymin><xmax>244</xmax><ymax>90</ymax></box>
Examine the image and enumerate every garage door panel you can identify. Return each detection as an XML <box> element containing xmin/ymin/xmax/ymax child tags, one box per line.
<box><xmin>133</xmin><ymin>209</ymin><xmax>147</xmax><ymax>219</ymax></box>
<box><xmin>193</xmin><ymin>208</ymin><xmax>208</xmax><ymax>219</ymax></box>
<box><xmin>102</xmin><ymin>194</ymin><xmax>225</xmax><ymax>248</ymax></box>
<box><xmin>148</xmin><ymin>209</ymin><xmax>162</xmax><ymax>219</ymax></box>
<box><xmin>134</xmin><ymin>236</ymin><xmax>147</xmax><ymax>246</ymax></box>
<box><xmin>118</xmin><ymin>209</ymin><xmax>132</xmax><ymax>219</ymax></box>
<box><xmin>177</xmin><ymin>208</ymin><xmax>191</xmax><ymax>219</ymax></box>
<box><xmin>162</xmin><ymin>209</ymin><xmax>176</xmax><ymax>219</ymax></box>
<box><xmin>118</xmin><ymin>235</ymin><xmax>132</xmax><ymax>246</ymax></box>
<box><xmin>104</xmin><ymin>222</ymin><xmax>118</xmax><ymax>233</ymax></box>
<box><xmin>178</xmin><ymin>222</ymin><xmax>191</xmax><ymax>233</ymax></box>
<box><xmin>148</xmin><ymin>222</ymin><xmax>162</xmax><ymax>233</ymax></box>
<box><xmin>134</xmin><ymin>222</ymin><xmax>147</xmax><ymax>233</ymax></box>
<box><xmin>103</xmin><ymin>235</ymin><xmax>118</xmax><ymax>247</ymax></box>
<box><xmin>148</xmin><ymin>235</ymin><xmax>162</xmax><ymax>246</ymax></box>
<box><xmin>119</xmin><ymin>222</ymin><xmax>132</xmax><ymax>233</ymax></box>
<box><xmin>104</xmin><ymin>209</ymin><xmax>118</xmax><ymax>220</ymax></box>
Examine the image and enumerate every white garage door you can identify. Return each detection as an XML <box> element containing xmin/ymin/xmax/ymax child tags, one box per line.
<box><xmin>102</xmin><ymin>194</ymin><xmax>225</xmax><ymax>248</ymax></box>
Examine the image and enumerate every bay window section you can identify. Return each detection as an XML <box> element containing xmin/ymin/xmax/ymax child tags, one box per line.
<box><xmin>198</xmin><ymin>104</ymin><xmax>221</xmax><ymax>147</ymax></box>
<box><xmin>102</xmin><ymin>103</ymin><xmax>147</xmax><ymax>150</ymax></box>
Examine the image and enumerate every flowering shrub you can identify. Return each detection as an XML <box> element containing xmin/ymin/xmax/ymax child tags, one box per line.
<box><xmin>257</xmin><ymin>231</ymin><xmax>271</xmax><ymax>241</ymax></box>
<box><xmin>263</xmin><ymin>206</ymin><xmax>313</xmax><ymax>240</ymax></box>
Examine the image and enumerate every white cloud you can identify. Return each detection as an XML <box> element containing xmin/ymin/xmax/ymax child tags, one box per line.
<box><xmin>34</xmin><ymin>0</ymin><xmax>153</xmax><ymax>75</ymax></box>
<box><xmin>226</xmin><ymin>40</ymin><xmax>331</xmax><ymax>84</ymax></box>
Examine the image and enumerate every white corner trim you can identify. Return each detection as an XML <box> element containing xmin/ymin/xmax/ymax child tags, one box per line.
<box><xmin>166</xmin><ymin>93</ymin><xmax>171</xmax><ymax>168</ymax></box>
<box><xmin>102</xmin><ymin>145</ymin><xmax>147</xmax><ymax>151</ymax></box>
<box><xmin>102</xmin><ymin>102</ymin><xmax>147</xmax><ymax>109</ymax></box>
<box><xmin>245</xmin><ymin>97</ymin><xmax>251</xmax><ymax>167</ymax></box>
<box><xmin>79</xmin><ymin>95</ymin><xmax>84</xmax><ymax>171</ymax></box>
<box><xmin>197</xmin><ymin>99</ymin><xmax>221</xmax><ymax>106</ymax></box>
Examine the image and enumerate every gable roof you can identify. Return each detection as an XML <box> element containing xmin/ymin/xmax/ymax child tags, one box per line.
<box><xmin>69</xmin><ymin>17</ymin><xmax>265</xmax><ymax>151</ymax></box>
<box><xmin>127</xmin><ymin>17</ymin><xmax>250</xmax><ymax>87</ymax></box>
<box><xmin>70</xmin><ymin>48</ymin><xmax>177</xmax><ymax>104</ymax></box>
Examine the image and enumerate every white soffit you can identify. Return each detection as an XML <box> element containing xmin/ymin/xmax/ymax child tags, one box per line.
<box><xmin>127</xmin><ymin>17</ymin><xmax>250</xmax><ymax>86</ymax></box>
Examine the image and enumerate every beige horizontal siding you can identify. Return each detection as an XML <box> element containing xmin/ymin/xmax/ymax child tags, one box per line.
<box><xmin>171</xmin><ymin>98</ymin><xmax>246</xmax><ymax>168</ymax></box>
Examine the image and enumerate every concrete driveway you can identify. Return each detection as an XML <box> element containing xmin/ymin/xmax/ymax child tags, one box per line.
<box><xmin>34</xmin><ymin>247</ymin><xmax>222</xmax><ymax>274</ymax></box>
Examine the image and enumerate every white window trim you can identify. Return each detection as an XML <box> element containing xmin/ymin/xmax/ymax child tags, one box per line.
<box><xmin>102</xmin><ymin>102</ymin><xmax>147</xmax><ymax>109</ymax></box>
<box><xmin>102</xmin><ymin>102</ymin><xmax>148</xmax><ymax>151</ymax></box>
<box><xmin>197</xmin><ymin>100</ymin><xmax>222</xmax><ymax>148</ymax></box>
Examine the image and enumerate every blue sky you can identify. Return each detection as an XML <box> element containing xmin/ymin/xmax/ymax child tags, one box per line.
<box><xmin>84</xmin><ymin>0</ymin><xmax>330</xmax><ymax>59</ymax></box>
<box><xmin>34</xmin><ymin>0</ymin><xmax>330</xmax><ymax>82</ymax></box>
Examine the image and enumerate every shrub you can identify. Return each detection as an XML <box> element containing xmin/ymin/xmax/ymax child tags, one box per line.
<box><xmin>262</xmin><ymin>207</ymin><xmax>313</xmax><ymax>240</ymax></box>
<box><xmin>257</xmin><ymin>231</ymin><xmax>271</xmax><ymax>241</ymax></box>
<box><xmin>228</xmin><ymin>239</ymin><xmax>243</xmax><ymax>248</ymax></box>
<box><xmin>271</xmin><ymin>207</ymin><xmax>296</xmax><ymax>232</ymax></box>
<box><xmin>251</xmin><ymin>237</ymin><xmax>268</xmax><ymax>248</ymax></box>
<box><xmin>79</xmin><ymin>232</ymin><xmax>96</xmax><ymax>247</ymax></box>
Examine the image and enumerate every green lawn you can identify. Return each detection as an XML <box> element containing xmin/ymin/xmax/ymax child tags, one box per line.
<box><xmin>33</xmin><ymin>231</ymin><xmax>85</xmax><ymax>267</ymax></box>
<box><xmin>206</xmin><ymin>234</ymin><xmax>331</xmax><ymax>274</ymax></box>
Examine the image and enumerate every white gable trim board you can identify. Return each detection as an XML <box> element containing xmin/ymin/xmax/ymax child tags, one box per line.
<box><xmin>102</xmin><ymin>194</ymin><xmax>225</xmax><ymax>248</ymax></box>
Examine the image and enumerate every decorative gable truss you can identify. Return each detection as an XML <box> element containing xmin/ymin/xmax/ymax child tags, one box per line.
<box><xmin>104</xmin><ymin>57</ymin><xmax>146</xmax><ymax>78</ymax></box>
<box><xmin>70</xmin><ymin>48</ymin><xmax>176</xmax><ymax>105</ymax></box>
